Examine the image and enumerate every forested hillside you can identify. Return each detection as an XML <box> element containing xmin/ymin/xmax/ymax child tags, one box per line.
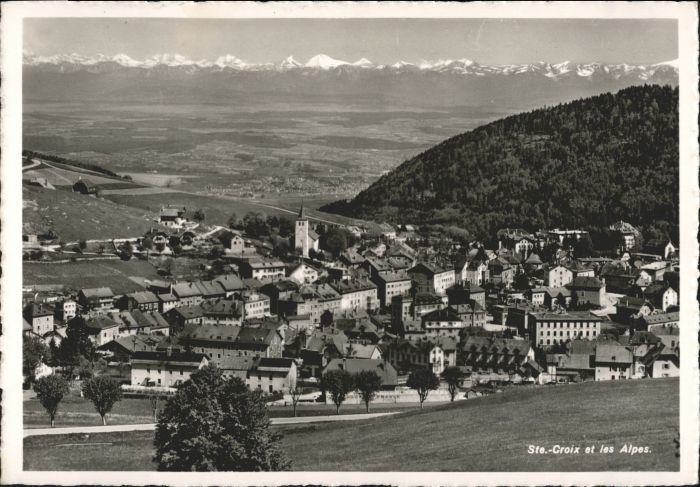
<box><xmin>322</xmin><ymin>85</ymin><xmax>678</xmax><ymax>240</ymax></box>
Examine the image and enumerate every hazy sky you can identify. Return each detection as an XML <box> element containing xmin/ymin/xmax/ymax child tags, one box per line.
<box><xmin>24</xmin><ymin>18</ymin><xmax>678</xmax><ymax>65</ymax></box>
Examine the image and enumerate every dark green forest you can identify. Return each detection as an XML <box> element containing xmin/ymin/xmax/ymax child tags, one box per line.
<box><xmin>322</xmin><ymin>85</ymin><xmax>679</xmax><ymax>241</ymax></box>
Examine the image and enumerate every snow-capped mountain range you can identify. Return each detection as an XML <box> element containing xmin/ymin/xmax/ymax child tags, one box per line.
<box><xmin>22</xmin><ymin>51</ymin><xmax>679</xmax><ymax>80</ymax></box>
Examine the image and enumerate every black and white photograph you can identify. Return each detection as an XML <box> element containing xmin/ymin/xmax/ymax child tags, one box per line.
<box><xmin>1</xmin><ymin>2</ymin><xmax>698</xmax><ymax>485</ymax></box>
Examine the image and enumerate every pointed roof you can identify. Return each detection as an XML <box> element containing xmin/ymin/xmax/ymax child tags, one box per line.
<box><xmin>297</xmin><ymin>201</ymin><xmax>307</xmax><ymax>220</ymax></box>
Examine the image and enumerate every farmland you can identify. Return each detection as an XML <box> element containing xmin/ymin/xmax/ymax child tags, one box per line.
<box><xmin>24</xmin><ymin>378</ymin><xmax>679</xmax><ymax>471</ymax></box>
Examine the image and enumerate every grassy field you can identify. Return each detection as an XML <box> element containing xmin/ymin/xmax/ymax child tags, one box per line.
<box><xmin>24</xmin><ymin>378</ymin><xmax>679</xmax><ymax>471</ymax></box>
<box><xmin>24</xmin><ymin>391</ymin><xmax>158</xmax><ymax>429</ymax></box>
<box><xmin>24</xmin><ymin>258</ymin><xmax>161</xmax><ymax>294</ymax></box>
<box><xmin>23</xmin><ymin>184</ymin><xmax>161</xmax><ymax>241</ymax></box>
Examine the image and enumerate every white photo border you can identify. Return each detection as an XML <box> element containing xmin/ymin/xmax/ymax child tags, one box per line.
<box><xmin>2</xmin><ymin>2</ymin><xmax>698</xmax><ymax>485</ymax></box>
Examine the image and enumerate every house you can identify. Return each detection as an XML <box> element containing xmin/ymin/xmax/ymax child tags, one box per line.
<box><xmin>130</xmin><ymin>349</ymin><xmax>208</xmax><ymax>387</ymax></box>
<box><xmin>642</xmin><ymin>239</ymin><xmax>677</xmax><ymax>260</ymax></box>
<box><xmin>72</xmin><ymin>178</ymin><xmax>97</xmax><ymax>195</ymax></box>
<box><xmin>384</xmin><ymin>337</ymin><xmax>456</xmax><ymax>375</ymax></box>
<box><xmin>158</xmin><ymin>207</ymin><xmax>187</xmax><ymax>228</ymax></box>
<box><xmin>329</xmin><ymin>279</ymin><xmax>379</xmax><ymax>311</ymax></box>
<box><xmin>23</xmin><ymin>303</ymin><xmax>54</xmax><ymax>336</ymax></box>
<box><xmin>200</xmin><ymin>298</ymin><xmax>242</xmax><ymax>326</ymax></box>
<box><xmin>339</xmin><ymin>249</ymin><xmax>365</xmax><ymax>268</ymax></box>
<box><xmin>421</xmin><ymin>307</ymin><xmax>465</xmax><ymax>338</ymax></box>
<box><xmin>179</xmin><ymin>324</ymin><xmax>284</xmax><ymax>360</ymax></box>
<box><xmin>238</xmin><ymin>291</ymin><xmax>271</xmax><ymax>319</ymax></box>
<box><xmin>645</xmin><ymin>346</ymin><xmax>680</xmax><ymax>378</ymax></box>
<box><xmin>546</xmin><ymin>340</ymin><xmax>597</xmax><ymax>381</ymax></box>
<box><xmin>171</xmin><ymin>282</ymin><xmax>205</xmax><ymax>307</ymax></box>
<box><xmin>215</xmin><ymin>274</ymin><xmax>246</xmax><ymax>298</ymax></box>
<box><xmin>544</xmin><ymin>265</ymin><xmax>574</xmax><ymax>288</ymax></box>
<box><xmin>640</xmin><ymin>311</ymin><xmax>679</xmax><ymax>332</ymax></box>
<box><xmin>77</xmin><ymin>287</ymin><xmax>115</xmax><ymax>313</ymax></box>
<box><xmin>116</xmin><ymin>291</ymin><xmax>160</xmax><ymax>312</ymax></box>
<box><xmin>157</xmin><ymin>293</ymin><xmax>179</xmax><ymax>314</ymax></box>
<box><xmin>526</xmin><ymin>311</ymin><xmax>602</xmax><ymax>347</ymax></box>
<box><xmin>526</xmin><ymin>288</ymin><xmax>548</xmax><ymax>306</ymax></box>
<box><xmin>260</xmin><ymin>279</ymin><xmax>300</xmax><ymax>315</ymax></box>
<box><xmin>294</xmin><ymin>328</ymin><xmax>348</xmax><ymax>377</ymax></box>
<box><xmin>54</xmin><ymin>298</ymin><xmax>77</xmax><ymax>322</ymax></box>
<box><xmin>640</xmin><ymin>283</ymin><xmax>678</xmax><ymax>312</ymax></box>
<box><xmin>447</xmin><ymin>282</ymin><xmax>486</xmax><ymax>309</ymax></box>
<box><xmin>640</xmin><ymin>261</ymin><xmax>668</xmax><ymax>281</ymax></box>
<box><xmin>227</xmin><ymin>234</ymin><xmax>258</xmax><ymax>256</ymax></box>
<box><xmin>460</xmin><ymin>336</ymin><xmax>539</xmax><ymax>381</ymax></box>
<box><xmin>609</xmin><ymin>221</ymin><xmax>641</xmax><ymax>250</ymax></box>
<box><xmin>407</xmin><ymin>262</ymin><xmax>455</xmax><ymax>296</ymax></box>
<box><xmin>75</xmin><ymin>315</ymin><xmax>121</xmax><ymax>347</ymax></box>
<box><xmin>567</xmin><ymin>276</ymin><xmax>606</xmax><ymax>307</ymax></box>
<box><xmin>164</xmin><ymin>305</ymin><xmax>204</xmax><ymax>334</ymax></box>
<box><xmin>97</xmin><ymin>334</ymin><xmax>161</xmax><ymax>362</ymax></box>
<box><xmin>457</xmin><ymin>259</ymin><xmax>490</xmax><ymax>286</ymax></box>
<box><xmin>488</xmin><ymin>257</ymin><xmax>515</xmax><ymax>287</ymax></box>
<box><xmin>497</xmin><ymin>228</ymin><xmax>536</xmax><ymax>258</ymax></box>
<box><xmin>372</xmin><ymin>271</ymin><xmax>412</xmax><ymax>308</ymax></box>
<box><xmin>344</xmin><ymin>342</ymin><xmax>383</xmax><ymax>360</ymax></box>
<box><xmin>324</xmin><ymin>358</ymin><xmax>398</xmax><ymax>389</ymax></box>
<box><xmin>523</xmin><ymin>253</ymin><xmax>543</xmax><ymax>271</ymax></box>
<box><xmin>247</xmin><ymin>358</ymin><xmax>297</xmax><ymax>394</ymax></box>
<box><xmin>109</xmin><ymin>309</ymin><xmax>169</xmax><ymax>336</ymax></box>
<box><xmin>594</xmin><ymin>344</ymin><xmax>633</xmax><ymax>381</ymax></box>
<box><xmin>239</xmin><ymin>259</ymin><xmax>286</xmax><ymax>282</ymax></box>
<box><xmin>287</xmin><ymin>261</ymin><xmax>321</xmax><ymax>285</ymax></box>
<box><xmin>615</xmin><ymin>296</ymin><xmax>654</xmax><ymax>324</ymax></box>
<box><xmin>147</xmin><ymin>279</ymin><xmax>173</xmax><ymax>295</ymax></box>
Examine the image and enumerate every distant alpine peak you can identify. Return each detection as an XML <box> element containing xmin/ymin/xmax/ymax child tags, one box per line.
<box><xmin>353</xmin><ymin>58</ymin><xmax>373</xmax><ymax>67</ymax></box>
<box><xmin>278</xmin><ymin>55</ymin><xmax>302</xmax><ymax>70</ymax></box>
<box><xmin>304</xmin><ymin>54</ymin><xmax>350</xmax><ymax>69</ymax></box>
<box><xmin>214</xmin><ymin>54</ymin><xmax>247</xmax><ymax>69</ymax></box>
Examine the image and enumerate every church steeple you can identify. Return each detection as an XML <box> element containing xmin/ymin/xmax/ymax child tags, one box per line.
<box><xmin>298</xmin><ymin>200</ymin><xmax>306</xmax><ymax>219</ymax></box>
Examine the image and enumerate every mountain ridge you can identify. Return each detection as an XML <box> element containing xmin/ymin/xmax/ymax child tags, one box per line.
<box><xmin>321</xmin><ymin>84</ymin><xmax>679</xmax><ymax>240</ymax></box>
<box><xmin>23</xmin><ymin>51</ymin><xmax>678</xmax><ymax>80</ymax></box>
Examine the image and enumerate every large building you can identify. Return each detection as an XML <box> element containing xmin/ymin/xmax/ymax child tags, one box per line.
<box><xmin>408</xmin><ymin>262</ymin><xmax>455</xmax><ymax>296</ymax></box>
<box><xmin>526</xmin><ymin>311</ymin><xmax>602</xmax><ymax>347</ymax></box>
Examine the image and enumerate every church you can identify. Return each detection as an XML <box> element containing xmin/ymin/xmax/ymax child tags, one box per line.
<box><xmin>294</xmin><ymin>203</ymin><xmax>320</xmax><ymax>258</ymax></box>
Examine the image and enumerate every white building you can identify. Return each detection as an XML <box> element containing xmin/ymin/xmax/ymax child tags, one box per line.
<box><xmin>294</xmin><ymin>204</ymin><xmax>320</xmax><ymax>258</ymax></box>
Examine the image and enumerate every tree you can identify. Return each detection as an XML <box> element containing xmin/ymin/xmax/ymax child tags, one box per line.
<box><xmin>321</xmin><ymin>369</ymin><xmax>354</xmax><ymax>415</ymax></box>
<box><xmin>56</xmin><ymin>318</ymin><xmax>95</xmax><ymax>379</ymax></box>
<box><xmin>154</xmin><ymin>365</ymin><xmax>289</xmax><ymax>471</ymax></box>
<box><xmin>148</xmin><ymin>392</ymin><xmax>160</xmax><ymax>422</ymax></box>
<box><xmin>573</xmin><ymin>234</ymin><xmax>595</xmax><ymax>258</ymax></box>
<box><xmin>321</xmin><ymin>228</ymin><xmax>349</xmax><ymax>256</ymax></box>
<box><xmin>118</xmin><ymin>240</ymin><xmax>133</xmax><ymax>261</ymax></box>
<box><xmin>192</xmin><ymin>208</ymin><xmax>206</xmax><ymax>224</ymax></box>
<box><xmin>227</xmin><ymin>212</ymin><xmax>239</xmax><ymax>229</ymax></box>
<box><xmin>288</xmin><ymin>385</ymin><xmax>303</xmax><ymax>418</ymax></box>
<box><xmin>354</xmin><ymin>370</ymin><xmax>383</xmax><ymax>413</ymax></box>
<box><xmin>23</xmin><ymin>335</ymin><xmax>48</xmax><ymax>386</ymax></box>
<box><xmin>406</xmin><ymin>368</ymin><xmax>440</xmax><ymax>409</ymax></box>
<box><xmin>320</xmin><ymin>310</ymin><xmax>334</xmax><ymax>329</ymax></box>
<box><xmin>442</xmin><ymin>366</ymin><xmax>463</xmax><ymax>402</ymax></box>
<box><xmin>34</xmin><ymin>375</ymin><xmax>69</xmax><ymax>427</ymax></box>
<box><xmin>81</xmin><ymin>376</ymin><xmax>123</xmax><ymax>426</ymax></box>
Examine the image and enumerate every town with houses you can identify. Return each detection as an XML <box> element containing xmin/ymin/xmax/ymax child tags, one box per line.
<box><xmin>23</xmin><ymin>201</ymin><xmax>681</xmax><ymax>403</ymax></box>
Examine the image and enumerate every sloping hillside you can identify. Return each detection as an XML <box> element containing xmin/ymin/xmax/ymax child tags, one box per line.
<box><xmin>323</xmin><ymin>85</ymin><xmax>678</xmax><ymax>240</ymax></box>
<box><xmin>23</xmin><ymin>184</ymin><xmax>161</xmax><ymax>241</ymax></box>
<box><xmin>281</xmin><ymin>378</ymin><xmax>678</xmax><ymax>471</ymax></box>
